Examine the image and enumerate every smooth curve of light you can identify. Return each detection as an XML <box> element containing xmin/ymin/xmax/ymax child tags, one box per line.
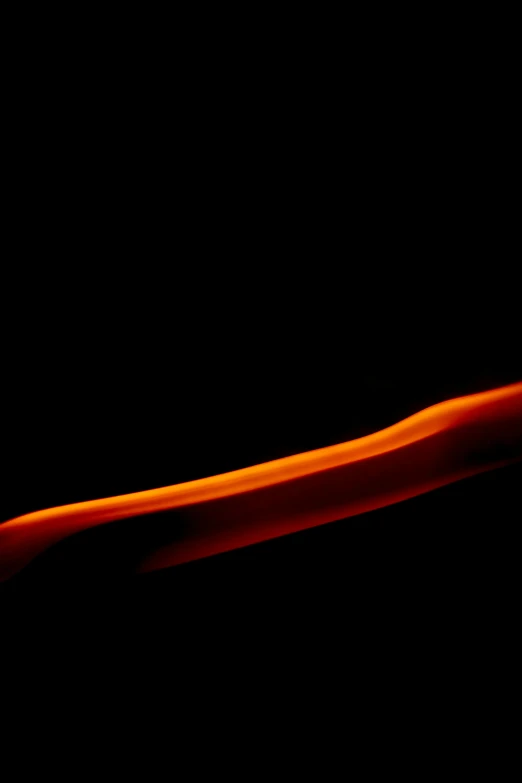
<box><xmin>1</xmin><ymin>380</ymin><xmax>521</xmax><ymax>582</ymax></box>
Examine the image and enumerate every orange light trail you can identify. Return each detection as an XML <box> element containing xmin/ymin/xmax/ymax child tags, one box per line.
<box><xmin>1</xmin><ymin>381</ymin><xmax>521</xmax><ymax>582</ymax></box>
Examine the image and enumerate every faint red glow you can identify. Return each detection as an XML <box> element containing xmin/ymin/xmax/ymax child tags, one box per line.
<box><xmin>1</xmin><ymin>381</ymin><xmax>521</xmax><ymax>582</ymax></box>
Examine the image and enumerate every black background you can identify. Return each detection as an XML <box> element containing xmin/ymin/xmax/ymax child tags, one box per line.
<box><xmin>2</xmin><ymin>208</ymin><xmax>520</xmax><ymax>670</ymax></box>
<box><xmin>1</xmin><ymin>63</ymin><xmax>520</xmax><ymax>726</ymax></box>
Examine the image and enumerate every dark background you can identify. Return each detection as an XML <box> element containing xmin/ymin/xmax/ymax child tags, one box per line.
<box><xmin>2</xmin><ymin>218</ymin><xmax>520</xmax><ymax>661</ymax></box>
<box><xmin>1</xmin><ymin>58</ymin><xmax>520</xmax><ymax>719</ymax></box>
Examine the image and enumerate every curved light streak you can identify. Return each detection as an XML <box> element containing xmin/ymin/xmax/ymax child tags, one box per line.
<box><xmin>1</xmin><ymin>381</ymin><xmax>521</xmax><ymax>582</ymax></box>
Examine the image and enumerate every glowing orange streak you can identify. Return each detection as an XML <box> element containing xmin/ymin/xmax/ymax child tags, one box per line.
<box><xmin>1</xmin><ymin>381</ymin><xmax>522</xmax><ymax>582</ymax></box>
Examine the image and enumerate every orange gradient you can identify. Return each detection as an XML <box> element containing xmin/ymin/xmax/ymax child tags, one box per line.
<box><xmin>1</xmin><ymin>381</ymin><xmax>521</xmax><ymax>582</ymax></box>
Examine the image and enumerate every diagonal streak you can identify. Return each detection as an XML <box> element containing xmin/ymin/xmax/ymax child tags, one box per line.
<box><xmin>1</xmin><ymin>381</ymin><xmax>521</xmax><ymax>582</ymax></box>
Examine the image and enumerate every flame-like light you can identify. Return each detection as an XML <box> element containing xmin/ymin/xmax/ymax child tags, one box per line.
<box><xmin>1</xmin><ymin>381</ymin><xmax>521</xmax><ymax>582</ymax></box>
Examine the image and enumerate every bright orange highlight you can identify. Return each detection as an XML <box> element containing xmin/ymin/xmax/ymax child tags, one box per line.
<box><xmin>1</xmin><ymin>381</ymin><xmax>521</xmax><ymax>582</ymax></box>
